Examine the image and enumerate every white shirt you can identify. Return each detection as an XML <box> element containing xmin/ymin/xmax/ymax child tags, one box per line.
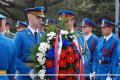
<box><xmin>28</xmin><ymin>26</ymin><xmax>38</xmax><ymax>35</ymax></box>
<box><xmin>104</xmin><ymin>33</ymin><xmax>113</xmax><ymax>41</ymax></box>
<box><xmin>85</xmin><ymin>33</ymin><xmax>92</xmax><ymax>41</ymax></box>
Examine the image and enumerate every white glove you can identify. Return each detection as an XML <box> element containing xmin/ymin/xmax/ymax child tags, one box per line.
<box><xmin>14</xmin><ymin>71</ymin><xmax>19</xmax><ymax>80</ymax></box>
<box><xmin>29</xmin><ymin>70</ymin><xmax>35</xmax><ymax>80</ymax></box>
<box><xmin>90</xmin><ymin>72</ymin><xmax>96</xmax><ymax>80</ymax></box>
<box><xmin>106</xmin><ymin>73</ymin><xmax>112</xmax><ymax>80</ymax></box>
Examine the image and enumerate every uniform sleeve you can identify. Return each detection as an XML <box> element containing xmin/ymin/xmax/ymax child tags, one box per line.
<box><xmin>7</xmin><ymin>41</ymin><xmax>17</xmax><ymax>80</ymax></box>
<box><xmin>14</xmin><ymin>32</ymin><xmax>32</xmax><ymax>74</ymax></box>
<box><xmin>92</xmin><ymin>39</ymin><xmax>98</xmax><ymax>72</ymax></box>
<box><xmin>14</xmin><ymin>32</ymin><xmax>22</xmax><ymax>58</ymax></box>
<box><xmin>111</xmin><ymin>40</ymin><xmax>119</xmax><ymax>74</ymax></box>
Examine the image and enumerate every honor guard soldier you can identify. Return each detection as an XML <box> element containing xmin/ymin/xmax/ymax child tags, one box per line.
<box><xmin>96</xmin><ymin>19</ymin><xmax>119</xmax><ymax>80</ymax></box>
<box><xmin>5</xmin><ymin>22</ymin><xmax>15</xmax><ymax>39</ymax></box>
<box><xmin>81</xmin><ymin>18</ymin><xmax>98</xmax><ymax>80</ymax></box>
<box><xmin>0</xmin><ymin>14</ymin><xmax>17</xmax><ymax>80</ymax></box>
<box><xmin>114</xmin><ymin>40</ymin><xmax>120</xmax><ymax>80</ymax></box>
<box><xmin>14</xmin><ymin>6</ymin><xmax>45</xmax><ymax>80</ymax></box>
<box><xmin>16</xmin><ymin>21</ymin><xmax>28</xmax><ymax>31</ymax></box>
<box><xmin>57</xmin><ymin>10</ymin><xmax>90</xmax><ymax>80</ymax></box>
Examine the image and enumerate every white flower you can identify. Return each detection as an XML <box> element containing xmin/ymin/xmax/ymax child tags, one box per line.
<box><xmin>38</xmin><ymin>42</ymin><xmax>50</xmax><ymax>52</ymax></box>
<box><xmin>47</xmin><ymin>32</ymin><xmax>56</xmax><ymax>41</ymax></box>
<box><xmin>60</xmin><ymin>30</ymin><xmax>69</xmax><ymax>35</ymax></box>
<box><xmin>49</xmin><ymin>32</ymin><xmax>56</xmax><ymax>36</ymax></box>
<box><xmin>38</xmin><ymin>69</ymin><xmax>46</xmax><ymax>80</ymax></box>
<box><xmin>69</xmin><ymin>35</ymin><xmax>74</xmax><ymax>39</ymax></box>
<box><xmin>37</xmin><ymin>56</ymin><xmax>46</xmax><ymax>65</ymax></box>
<box><xmin>41</xmin><ymin>57</ymin><xmax>46</xmax><ymax>64</ymax></box>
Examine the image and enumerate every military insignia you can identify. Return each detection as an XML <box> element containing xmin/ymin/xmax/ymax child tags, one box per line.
<box><xmin>101</xmin><ymin>20</ymin><xmax>106</xmax><ymax>26</ymax></box>
<box><xmin>99</xmin><ymin>60</ymin><xmax>102</xmax><ymax>64</ymax></box>
<box><xmin>82</xmin><ymin>21</ymin><xmax>85</xmax><ymax>26</ymax></box>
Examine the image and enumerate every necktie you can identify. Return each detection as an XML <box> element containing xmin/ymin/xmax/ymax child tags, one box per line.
<box><xmin>103</xmin><ymin>38</ymin><xmax>106</xmax><ymax>44</ymax></box>
<box><xmin>34</xmin><ymin>32</ymin><xmax>37</xmax><ymax>43</ymax></box>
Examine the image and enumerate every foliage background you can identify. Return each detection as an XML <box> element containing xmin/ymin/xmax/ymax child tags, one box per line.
<box><xmin>0</xmin><ymin>0</ymin><xmax>119</xmax><ymax>36</ymax></box>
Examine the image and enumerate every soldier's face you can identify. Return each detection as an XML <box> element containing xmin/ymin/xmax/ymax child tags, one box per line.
<box><xmin>5</xmin><ymin>24</ymin><xmax>11</xmax><ymax>30</ymax></box>
<box><xmin>101</xmin><ymin>26</ymin><xmax>112</xmax><ymax>36</ymax></box>
<box><xmin>28</xmin><ymin>14</ymin><xmax>43</xmax><ymax>28</ymax></box>
<box><xmin>65</xmin><ymin>19</ymin><xmax>74</xmax><ymax>31</ymax></box>
<box><xmin>82</xmin><ymin>26</ymin><xmax>92</xmax><ymax>34</ymax></box>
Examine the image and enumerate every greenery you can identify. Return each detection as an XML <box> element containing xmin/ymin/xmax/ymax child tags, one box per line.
<box><xmin>0</xmin><ymin>0</ymin><xmax>119</xmax><ymax>36</ymax></box>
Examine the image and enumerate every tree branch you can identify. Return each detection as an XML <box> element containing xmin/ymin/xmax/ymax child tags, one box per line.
<box><xmin>46</xmin><ymin>0</ymin><xmax>64</xmax><ymax>7</ymax></box>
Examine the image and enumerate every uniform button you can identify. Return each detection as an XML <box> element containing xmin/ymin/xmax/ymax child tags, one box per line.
<box><xmin>99</xmin><ymin>60</ymin><xmax>102</xmax><ymax>64</ymax></box>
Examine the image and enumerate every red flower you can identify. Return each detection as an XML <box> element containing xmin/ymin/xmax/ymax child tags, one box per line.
<box><xmin>67</xmin><ymin>68</ymin><xmax>74</xmax><ymax>74</ymax></box>
<box><xmin>66</xmin><ymin>77</ymin><xmax>73</xmax><ymax>80</ymax></box>
<box><xmin>58</xmin><ymin>70</ymin><xmax>66</xmax><ymax>79</ymax></box>
<box><xmin>74</xmin><ymin>52</ymin><xmax>79</xmax><ymax>60</ymax></box>
<box><xmin>75</xmin><ymin>60</ymin><xmax>80</xmax><ymax>68</ymax></box>
<box><xmin>72</xmin><ymin>42</ymin><xmax>76</xmax><ymax>47</ymax></box>
<box><xmin>60</xmin><ymin>49</ymin><xmax>67</xmax><ymax>58</ymax></box>
<box><xmin>45</xmin><ymin>59</ymin><xmax>54</xmax><ymax>68</ymax></box>
<box><xmin>67</xmin><ymin>54</ymin><xmax>75</xmax><ymax>64</ymax></box>
<box><xmin>52</xmin><ymin>40</ymin><xmax>56</xmax><ymax>47</ymax></box>
<box><xmin>58</xmin><ymin>59</ymin><xmax>67</xmax><ymax>68</ymax></box>
<box><xmin>67</xmin><ymin>46</ymin><xmax>74</xmax><ymax>53</ymax></box>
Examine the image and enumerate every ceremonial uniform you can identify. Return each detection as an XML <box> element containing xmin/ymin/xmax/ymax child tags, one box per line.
<box><xmin>14</xmin><ymin>28</ymin><xmax>42</xmax><ymax>80</ymax></box>
<box><xmin>14</xmin><ymin>6</ymin><xmax>45</xmax><ymax>80</ymax></box>
<box><xmin>76</xmin><ymin>31</ymin><xmax>91</xmax><ymax>75</ymax></box>
<box><xmin>0</xmin><ymin>14</ymin><xmax>17</xmax><ymax>80</ymax></box>
<box><xmin>96</xmin><ymin>19</ymin><xmax>119</xmax><ymax>80</ymax></box>
<box><xmin>58</xmin><ymin>10</ymin><xmax>90</xmax><ymax>80</ymax></box>
<box><xmin>80</xmin><ymin>18</ymin><xmax>98</xmax><ymax>76</ymax></box>
<box><xmin>114</xmin><ymin>40</ymin><xmax>120</xmax><ymax>80</ymax></box>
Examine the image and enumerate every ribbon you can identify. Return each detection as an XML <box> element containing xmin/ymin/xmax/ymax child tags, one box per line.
<box><xmin>55</xmin><ymin>34</ymin><xmax>59</xmax><ymax>80</ymax></box>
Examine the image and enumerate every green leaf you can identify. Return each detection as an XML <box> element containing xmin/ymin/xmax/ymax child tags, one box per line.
<box><xmin>59</xmin><ymin>18</ymin><xmax>69</xmax><ymax>30</ymax></box>
<box><xmin>46</xmin><ymin>24</ymin><xmax>58</xmax><ymax>33</ymax></box>
<box><xmin>30</xmin><ymin>44</ymin><xmax>39</xmax><ymax>62</ymax></box>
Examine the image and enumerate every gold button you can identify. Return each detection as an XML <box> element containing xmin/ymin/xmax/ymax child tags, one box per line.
<box><xmin>99</xmin><ymin>60</ymin><xmax>102</xmax><ymax>64</ymax></box>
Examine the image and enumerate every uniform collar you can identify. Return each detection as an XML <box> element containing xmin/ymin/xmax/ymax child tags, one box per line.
<box><xmin>104</xmin><ymin>33</ymin><xmax>113</xmax><ymax>41</ymax></box>
<box><xmin>28</xmin><ymin>25</ymin><xmax>38</xmax><ymax>35</ymax></box>
<box><xmin>85</xmin><ymin>32</ymin><xmax>92</xmax><ymax>41</ymax></box>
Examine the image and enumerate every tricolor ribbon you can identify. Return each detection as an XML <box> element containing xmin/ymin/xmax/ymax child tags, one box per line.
<box><xmin>55</xmin><ymin>34</ymin><xmax>59</xmax><ymax>80</ymax></box>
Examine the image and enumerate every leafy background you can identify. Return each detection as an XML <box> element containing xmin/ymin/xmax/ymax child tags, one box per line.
<box><xmin>0</xmin><ymin>0</ymin><xmax>119</xmax><ymax>36</ymax></box>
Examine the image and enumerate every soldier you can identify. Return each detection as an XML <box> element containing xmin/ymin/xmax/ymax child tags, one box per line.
<box><xmin>5</xmin><ymin>22</ymin><xmax>15</xmax><ymax>39</ymax></box>
<box><xmin>96</xmin><ymin>19</ymin><xmax>119</xmax><ymax>80</ymax></box>
<box><xmin>58</xmin><ymin>10</ymin><xmax>90</xmax><ymax>80</ymax></box>
<box><xmin>16</xmin><ymin>21</ymin><xmax>28</xmax><ymax>31</ymax></box>
<box><xmin>114</xmin><ymin>40</ymin><xmax>120</xmax><ymax>80</ymax></box>
<box><xmin>81</xmin><ymin>18</ymin><xmax>98</xmax><ymax>80</ymax></box>
<box><xmin>0</xmin><ymin>14</ymin><xmax>17</xmax><ymax>80</ymax></box>
<box><xmin>14</xmin><ymin>6</ymin><xmax>45</xmax><ymax>80</ymax></box>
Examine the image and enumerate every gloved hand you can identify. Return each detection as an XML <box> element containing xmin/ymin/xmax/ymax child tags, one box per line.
<box><xmin>29</xmin><ymin>69</ymin><xmax>35</xmax><ymax>80</ymax></box>
<box><xmin>106</xmin><ymin>73</ymin><xmax>112</xmax><ymax>80</ymax></box>
<box><xmin>90</xmin><ymin>71</ymin><xmax>96</xmax><ymax>80</ymax></box>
